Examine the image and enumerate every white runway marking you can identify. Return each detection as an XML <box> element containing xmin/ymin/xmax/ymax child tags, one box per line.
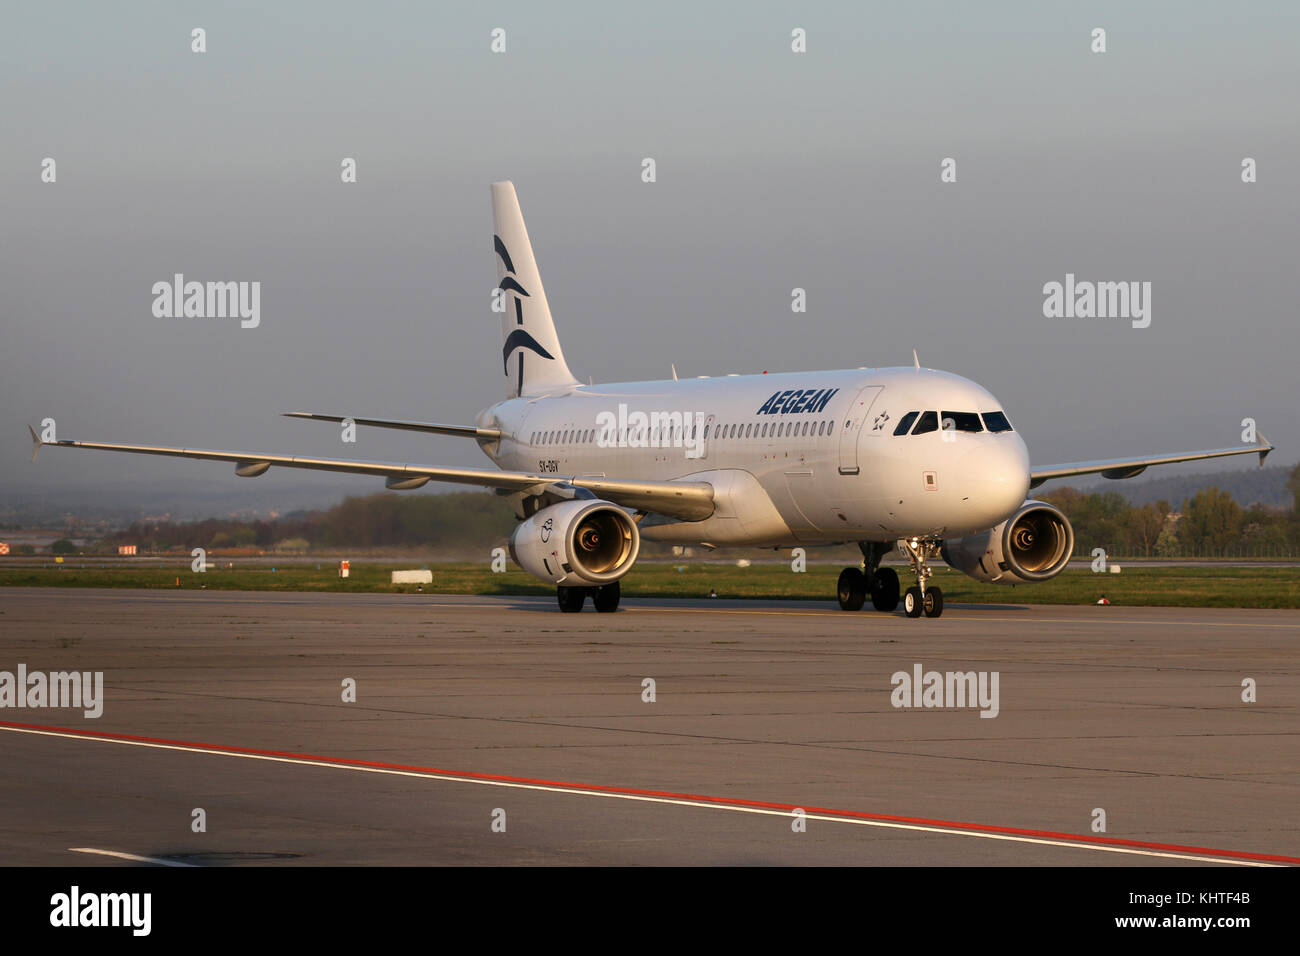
<box><xmin>5</xmin><ymin>724</ymin><xmax>1282</xmax><ymax>867</ymax></box>
<box><xmin>69</xmin><ymin>847</ymin><xmax>197</xmax><ymax>867</ymax></box>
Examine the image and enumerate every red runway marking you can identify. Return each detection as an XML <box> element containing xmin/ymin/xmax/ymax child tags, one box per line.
<box><xmin>3</xmin><ymin>719</ymin><xmax>1296</xmax><ymax>865</ymax></box>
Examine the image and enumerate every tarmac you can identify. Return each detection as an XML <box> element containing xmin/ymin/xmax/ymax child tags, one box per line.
<box><xmin>0</xmin><ymin>587</ymin><xmax>1296</xmax><ymax>866</ymax></box>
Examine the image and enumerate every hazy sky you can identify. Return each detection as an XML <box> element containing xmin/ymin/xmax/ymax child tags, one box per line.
<box><xmin>3</xmin><ymin>2</ymin><xmax>1297</xmax><ymax>506</ymax></box>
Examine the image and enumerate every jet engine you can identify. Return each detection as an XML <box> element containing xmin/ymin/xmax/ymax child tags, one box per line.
<box><xmin>508</xmin><ymin>499</ymin><xmax>641</xmax><ymax>586</ymax></box>
<box><xmin>940</xmin><ymin>500</ymin><xmax>1074</xmax><ymax>585</ymax></box>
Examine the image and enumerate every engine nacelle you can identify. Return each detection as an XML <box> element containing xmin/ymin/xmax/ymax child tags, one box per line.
<box><xmin>941</xmin><ymin>500</ymin><xmax>1074</xmax><ymax>585</ymax></box>
<box><xmin>508</xmin><ymin>499</ymin><xmax>640</xmax><ymax>586</ymax></box>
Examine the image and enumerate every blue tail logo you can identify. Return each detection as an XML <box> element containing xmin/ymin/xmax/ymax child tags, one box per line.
<box><xmin>496</xmin><ymin>234</ymin><xmax>551</xmax><ymax>396</ymax></box>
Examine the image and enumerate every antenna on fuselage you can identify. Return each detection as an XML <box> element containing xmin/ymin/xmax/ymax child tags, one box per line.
<box><xmin>671</xmin><ymin>364</ymin><xmax>678</xmax><ymax>381</ymax></box>
<box><xmin>913</xmin><ymin>349</ymin><xmax>920</xmax><ymax>370</ymax></box>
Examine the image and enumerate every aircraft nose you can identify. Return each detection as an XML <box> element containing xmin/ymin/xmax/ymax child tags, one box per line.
<box><xmin>958</xmin><ymin>436</ymin><xmax>1031</xmax><ymax>526</ymax></box>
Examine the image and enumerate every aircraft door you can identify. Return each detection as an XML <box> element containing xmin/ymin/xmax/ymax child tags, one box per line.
<box><xmin>837</xmin><ymin>385</ymin><xmax>883</xmax><ymax>475</ymax></box>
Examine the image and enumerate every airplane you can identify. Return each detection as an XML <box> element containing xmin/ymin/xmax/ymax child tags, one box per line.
<box><xmin>30</xmin><ymin>181</ymin><xmax>1274</xmax><ymax>617</ymax></box>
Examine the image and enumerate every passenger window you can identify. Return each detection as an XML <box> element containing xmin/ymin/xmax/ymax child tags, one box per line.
<box><xmin>893</xmin><ymin>411</ymin><xmax>919</xmax><ymax>436</ymax></box>
<box><xmin>983</xmin><ymin>411</ymin><xmax>1014</xmax><ymax>433</ymax></box>
<box><xmin>941</xmin><ymin>411</ymin><xmax>983</xmax><ymax>433</ymax></box>
<box><xmin>912</xmin><ymin>411</ymin><xmax>939</xmax><ymax>435</ymax></box>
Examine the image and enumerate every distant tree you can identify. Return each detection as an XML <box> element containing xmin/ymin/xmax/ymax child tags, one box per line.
<box><xmin>50</xmin><ymin>539</ymin><xmax>77</xmax><ymax>555</ymax></box>
<box><xmin>1154</xmin><ymin>526</ymin><xmax>1181</xmax><ymax>557</ymax></box>
<box><xmin>1288</xmin><ymin>461</ymin><xmax>1300</xmax><ymax>512</ymax></box>
<box><xmin>16</xmin><ymin>543</ymin><xmax>35</xmax><ymax>556</ymax></box>
<box><xmin>1179</xmin><ymin>488</ymin><xmax>1242</xmax><ymax>556</ymax></box>
<box><xmin>1129</xmin><ymin>501</ymin><xmax>1168</xmax><ymax>557</ymax></box>
<box><xmin>1241</xmin><ymin>503</ymin><xmax>1291</xmax><ymax>556</ymax></box>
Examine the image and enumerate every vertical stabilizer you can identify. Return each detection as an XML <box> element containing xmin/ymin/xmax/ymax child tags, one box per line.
<box><xmin>492</xmin><ymin>181</ymin><xmax>580</xmax><ymax>398</ymax></box>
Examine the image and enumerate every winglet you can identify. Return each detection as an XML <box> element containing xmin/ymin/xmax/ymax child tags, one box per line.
<box><xmin>27</xmin><ymin>424</ymin><xmax>41</xmax><ymax>462</ymax></box>
<box><xmin>912</xmin><ymin>349</ymin><xmax>920</xmax><ymax>371</ymax></box>
<box><xmin>1257</xmin><ymin>431</ymin><xmax>1272</xmax><ymax>466</ymax></box>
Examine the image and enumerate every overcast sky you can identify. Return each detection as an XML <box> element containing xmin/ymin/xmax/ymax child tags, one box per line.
<box><xmin>3</xmin><ymin>1</ymin><xmax>1297</xmax><ymax>507</ymax></box>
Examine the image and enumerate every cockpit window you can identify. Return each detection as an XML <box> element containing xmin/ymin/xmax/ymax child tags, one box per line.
<box><xmin>911</xmin><ymin>411</ymin><xmax>939</xmax><ymax>435</ymax></box>
<box><xmin>983</xmin><ymin>411</ymin><xmax>1014</xmax><ymax>433</ymax></box>
<box><xmin>940</xmin><ymin>411</ymin><xmax>983</xmax><ymax>433</ymax></box>
<box><xmin>893</xmin><ymin>411</ymin><xmax>919</xmax><ymax>436</ymax></box>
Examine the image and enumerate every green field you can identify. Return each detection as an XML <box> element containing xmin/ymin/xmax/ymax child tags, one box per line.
<box><xmin>2</xmin><ymin>562</ymin><xmax>1298</xmax><ymax>608</ymax></box>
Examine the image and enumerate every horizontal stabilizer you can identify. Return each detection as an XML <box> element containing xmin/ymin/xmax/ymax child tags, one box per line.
<box><xmin>284</xmin><ymin>413</ymin><xmax>501</xmax><ymax>441</ymax></box>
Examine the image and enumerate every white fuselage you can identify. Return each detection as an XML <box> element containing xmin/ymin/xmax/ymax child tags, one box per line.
<box><xmin>476</xmin><ymin>366</ymin><xmax>1031</xmax><ymax>548</ymax></box>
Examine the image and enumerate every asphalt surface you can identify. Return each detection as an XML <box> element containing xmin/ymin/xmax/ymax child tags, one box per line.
<box><xmin>0</xmin><ymin>588</ymin><xmax>1296</xmax><ymax>866</ymax></box>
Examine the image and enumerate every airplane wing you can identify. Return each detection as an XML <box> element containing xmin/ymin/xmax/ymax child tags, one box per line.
<box><xmin>1029</xmin><ymin>435</ymin><xmax>1273</xmax><ymax>489</ymax></box>
<box><xmin>27</xmin><ymin>427</ymin><xmax>715</xmax><ymax>521</ymax></box>
<box><xmin>283</xmin><ymin>413</ymin><xmax>501</xmax><ymax>441</ymax></box>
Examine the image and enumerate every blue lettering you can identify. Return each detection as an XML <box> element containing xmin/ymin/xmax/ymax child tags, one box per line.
<box><xmin>814</xmin><ymin>388</ymin><xmax>838</xmax><ymax>413</ymax></box>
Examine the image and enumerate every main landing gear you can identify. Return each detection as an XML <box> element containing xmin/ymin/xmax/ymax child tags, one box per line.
<box><xmin>837</xmin><ymin>542</ymin><xmax>901</xmax><ymax>613</ymax></box>
<box><xmin>557</xmin><ymin>581</ymin><xmax>621</xmax><ymax>613</ymax></box>
<box><xmin>837</xmin><ymin>539</ymin><xmax>943</xmax><ymax>618</ymax></box>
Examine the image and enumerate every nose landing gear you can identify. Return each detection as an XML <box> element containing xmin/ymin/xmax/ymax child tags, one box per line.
<box><xmin>899</xmin><ymin>537</ymin><xmax>944</xmax><ymax>618</ymax></box>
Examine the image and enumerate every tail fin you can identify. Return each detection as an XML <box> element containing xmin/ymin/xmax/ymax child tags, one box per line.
<box><xmin>492</xmin><ymin>181</ymin><xmax>579</xmax><ymax>398</ymax></box>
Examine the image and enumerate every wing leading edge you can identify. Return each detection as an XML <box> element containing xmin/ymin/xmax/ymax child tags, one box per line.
<box><xmin>1029</xmin><ymin>436</ymin><xmax>1273</xmax><ymax>489</ymax></box>
<box><xmin>29</xmin><ymin>430</ymin><xmax>715</xmax><ymax>521</ymax></box>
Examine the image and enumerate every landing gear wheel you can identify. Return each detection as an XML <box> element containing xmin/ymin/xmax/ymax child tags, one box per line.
<box><xmin>837</xmin><ymin>567</ymin><xmax>866</xmax><ymax>611</ymax></box>
<box><xmin>871</xmin><ymin>567</ymin><xmax>900</xmax><ymax>612</ymax></box>
<box><xmin>922</xmin><ymin>587</ymin><xmax>943</xmax><ymax>618</ymax></box>
<box><xmin>903</xmin><ymin>586</ymin><xmax>924</xmax><ymax>618</ymax></box>
<box><xmin>592</xmin><ymin>581</ymin><xmax>620</xmax><ymax>612</ymax></box>
<box><xmin>557</xmin><ymin>586</ymin><xmax>585</xmax><ymax>613</ymax></box>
